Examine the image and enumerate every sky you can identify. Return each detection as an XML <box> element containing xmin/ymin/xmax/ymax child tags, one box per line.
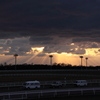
<box><xmin>0</xmin><ymin>0</ymin><xmax>100</xmax><ymax>66</ymax></box>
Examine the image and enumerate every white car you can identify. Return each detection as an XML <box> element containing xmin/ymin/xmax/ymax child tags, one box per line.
<box><xmin>23</xmin><ymin>80</ymin><xmax>40</xmax><ymax>89</ymax></box>
<box><xmin>50</xmin><ymin>81</ymin><xmax>63</xmax><ymax>88</ymax></box>
<box><xmin>74</xmin><ymin>80</ymin><xmax>88</xmax><ymax>87</ymax></box>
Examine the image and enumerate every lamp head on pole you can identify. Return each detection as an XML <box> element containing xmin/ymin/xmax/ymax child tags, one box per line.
<box><xmin>14</xmin><ymin>54</ymin><xmax>18</xmax><ymax>57</ymax></box>
<box><xmin>49</xmin><ymin>55</ymin><xmax>53</xmax><ymax>58</ymax></box>
<box><xmin>85</xmin><ymin>57</ymin><xmax>88</xmax><ymax>60</ymax></box>
<box><xmin>80</xmin><ymin>56</ymin><xmax>83</xmax><ymax>58</ymax></box>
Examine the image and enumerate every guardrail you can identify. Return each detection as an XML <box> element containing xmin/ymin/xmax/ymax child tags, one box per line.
<box><xmin>1</xmin><ymin>87</ymin><xmax>100</xmax><ymax>100</ymax></box>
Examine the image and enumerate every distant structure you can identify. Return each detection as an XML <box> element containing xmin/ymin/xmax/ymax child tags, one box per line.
<box><xmin>49</xmin><ymin>55</ymin><xmax>53</xmax><ymax>66</ymax></box>
<box><xmin>14</xmin><ymin>54</ymin><xmax>18</xmax><ymax>70</ymax></box>
<box><xmin>80</xmin><ymin>56</ymin><xmax>83</xmax><ymax>66</ymax></box>
<box><xmin>85</xmin><ymin>57</ymin><xmax>88</xmax><ymax>67</ymax></box>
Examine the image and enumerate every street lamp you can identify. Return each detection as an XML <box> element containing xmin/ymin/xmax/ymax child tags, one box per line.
<box><xmin>85</xmin><ymin>57</ymin><xmax>88</xmax><ymax>67</ymax></box>
<box><xmin>14</xmin><ymin>54</ymin><xmax>18</xmax><ymax>70</ymax></box>
<box><xmin>80</xmin><ymin>56</ymin><xmax>83</xmax><ymax>67</ymax></box>
<box><xmin>49</xmin><ymin>55</ymin><xmax>53</xmax><ymax>66</ymax></box>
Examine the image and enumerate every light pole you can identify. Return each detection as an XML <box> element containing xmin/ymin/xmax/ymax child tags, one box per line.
<box><xmin>14</xmin><ymin>54</ymin><xmax>18</xmax><ymax>70</ymax></box>
<box><xmin>80</xmin><ymin>56</ymin><xmax>83</xmax><ymax>66</ymax></box>
<box><xmin>85</xmin><ymin>57</ymin><xmax>88</xmax><ymax>67</ymax></box>
<box><xmin>49</xmin><ymin>55</ymin><xmax>53</xmax><ymax>69</ymax></box>
<box><xmin>80</xmin><ymin>56</ymin><xmax>83</xmax><ymax>70</ymax></box>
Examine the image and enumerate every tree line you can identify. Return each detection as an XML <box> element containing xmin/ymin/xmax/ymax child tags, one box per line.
<box><xmin>0</xmin><ymin>63</ymin><xmax>100</xmax><ymax>70</ymax></box>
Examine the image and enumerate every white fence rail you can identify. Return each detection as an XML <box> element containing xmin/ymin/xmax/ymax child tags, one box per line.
<box><xmin>1</xmin><ymin>87</ymin><xmax>100</xmax><ymax>100</ymax></box>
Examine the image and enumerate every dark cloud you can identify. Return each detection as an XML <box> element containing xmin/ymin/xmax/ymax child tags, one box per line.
<box><xmin>72</xmin><ymin>37</ymin><xmax>100</xmax><ymax>49</ymax></box>
<box><xmin>0</xmin><ymin>0</ymin><xmax>100</xmax><ymax>54</ymax></box>
<box><xmin>43</xmin><ymin>44</ymin><xmax>78</xmax><ymax>54</ymax></box>
<box><xmin>29</xmin><ymin>36</ymin><xmax>53</xmax><ymax>45</ymax></box>
<box><xmin>0</xmin><ymin>0</ymin><xmax>100</xmax><ymax>38</ymax></box>
<box><xmin>37</xmin><ymin>53</ymin><xmax>47</xmax><ymax>57</ymax></box>
<box><xmin>70</xmin><ymin>48</ymin><xmax>86</xmax><ymax>54</ymax></box>
<box><xmin>73</xmin><ymin>38</ymin><xmax>100</xmax><ymax>43</ymax></box>
<box><xmin>0</xmin><ymin>37</ymin><xmax>32</xmax><ymax>55</ymax></box>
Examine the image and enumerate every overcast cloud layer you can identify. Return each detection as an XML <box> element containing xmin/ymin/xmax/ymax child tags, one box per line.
<box><xmin>0</xmin><ymin>0</ymin><xmax>100</xmax><ymax>55</ymax></box>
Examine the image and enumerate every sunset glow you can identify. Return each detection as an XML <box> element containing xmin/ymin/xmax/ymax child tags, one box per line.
<box><xmin>31</xmin><ymin>47</ymin><xmax>44</xmax><ymax>52</ymax></box>
<box><xmin>0</xmin><ymin>51</ymin><xmax>100</xmax><ymax>66</ymax></box>
<box><xmin>0</xmin><ymin>47</ymin><xmax>100</xmax><ymax>66</ymax></box>
<box><xmin>85</xmin><ymin>48</ymin><xmax>100</xmax><ymax>56</ymax></box>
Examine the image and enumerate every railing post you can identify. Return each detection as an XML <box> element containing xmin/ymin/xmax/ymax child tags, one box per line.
<box><xmin>68</xmin><ymin>89</ymin><xmax>70</xmax><ymax>96</ymax></box>
<box><xmin>25</xmin><ymin>91</ymin><xmax>27</xmax><ymax>99</ymax></box>
<box><xmin>41</xmin><ymin>90</ymin><xmax>43</xmax><ymax>96</ymax></box>
<box><xmin>21</xmin><ymin>94</ymin><xmax>24</xmax><ymax>99</ymax></box>
<box><xmin>54</xmin><ymin>90</ymin><xmax>57</xmax><ymax>97</ymax></box>
<box><xmin>81</xmin><ymin>89</ymin><xmax>83</xmax><ymax>95</ymax></box>
<box><xmin>3</xmin><ymin>96</ymin><xmax>5</xmax><ymax>100</ymax></box>
<box><xmin>38</xmin><ymin>93</ymin><xmax>40</xmax><ymax>98</ymax></box>
<box><xmin>93</xmin><ymin>88</ymin><xmax>95</xmax><ymax>95</ymax></box>
<box><xmin>8</xmin><ymin>93</ymin><xmax>10</xmax><ymax>99</ymax></box>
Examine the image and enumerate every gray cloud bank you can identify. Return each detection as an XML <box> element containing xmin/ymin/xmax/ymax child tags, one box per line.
<box><xmin>0</xmin><ymin>0</ymin><xmax>100</xmax><ymax>55</ymax></box>
<box><xmin>0</xmin><ymin>0</ymin><xmax>100</xmax><ymax>38</ymax></box>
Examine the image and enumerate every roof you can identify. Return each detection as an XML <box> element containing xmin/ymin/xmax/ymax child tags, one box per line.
<box><xmin>25</xmin><ymin>80</ymin><xmax>40</xmax><ymax>83</ymax></box>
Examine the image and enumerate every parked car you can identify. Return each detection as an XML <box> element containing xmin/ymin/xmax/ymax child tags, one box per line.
<box><xmin>74</xmin><ymin>80</ymin><xmax>88</xmax><ymax>87</ymax></box>
<box><xmin>50</xmin><ymin>81</ymin><xmax>63</xmax><ymax>88</ymax></box>
<box><xmin>23</xmin><ymin>80</ymin><xmax>40</xmax><ymax>89</ymax></box>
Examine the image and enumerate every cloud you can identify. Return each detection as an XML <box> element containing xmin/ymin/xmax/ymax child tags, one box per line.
<box><xmin>29</xmin><ymin>36</ymin><xmax>72</xmax><ymax>46</ymax></box>
<box><xmin>43</xmin><ymin>44</ymin><xmax>78</xmax><ymax>53</ymax></box>
<box><xmin>4</xmin><ymin>39</ymin><xmax>12</xmax><ymax>45</ymax></box>
<box><xmin>0</xmin><ymin>0</ymin><xmax>100</xmax><ymax>38</ymax></box>
<box><xmin>73</xmin><ymin>38</ymin><xmax>100</xmax><ymax>43</ymax></box>
<box><xmin>36</xmin><ymin>53</ymin><xmax>47</xmax><ymax>57</ymax></box>
<box><xmin>72</xmin><ymin>37</ymin><xmax>100</xmax><ymax>48</ymax></box>
<box><xmin>0</xmin><ymin>0</ymin><xmax>100</xmax><ymax>55</ymax></box>
<box><xmin>0</xmin><ymin>37</ymin><xmax>32</xmax><ymax>55</ymax></box>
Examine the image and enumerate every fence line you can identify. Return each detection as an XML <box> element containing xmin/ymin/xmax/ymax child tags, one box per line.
<box><xmin>0</xmin><ymin>73</ymin><xmax>100</xmax><ymax>77</ymax></box>
<box><xmin>1</xmin><ymin>87</ymin><xmax>100</xmax><ymax>100</ymax></box>
<box><xmin>0</xmin><ymin>69</ymin><xmax>100</xmax><ymax>72</ymax></box>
